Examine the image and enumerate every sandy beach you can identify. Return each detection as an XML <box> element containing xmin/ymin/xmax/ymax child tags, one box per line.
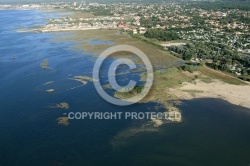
<box><xmin>178</xmin><ymin>79</ymin><xmax>250</xmax><ymax>109</ymax></box>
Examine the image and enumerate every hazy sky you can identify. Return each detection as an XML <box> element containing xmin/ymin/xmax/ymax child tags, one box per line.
<box><xmin>0</xmin><ymin>0</ymin><xmax>143</xmax><ymax>3</ymax></box>
<box><xmin>0</xmin><ymin>0</ymin><xmax>77</xmax><ymax>3</ymax></box>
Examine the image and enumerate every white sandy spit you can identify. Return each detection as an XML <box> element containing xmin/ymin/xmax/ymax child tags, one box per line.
<box><xmin>177</xmin><ymin>79</ymin><xmax>250</xmax><ymax>109</ymax></box>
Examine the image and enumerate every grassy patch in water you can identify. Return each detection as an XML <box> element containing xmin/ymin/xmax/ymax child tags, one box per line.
<box><xmin>68</xmin><ymin>75</ymin><xmax>97</xmax><ymax>85</ymax></box>
<box><xmin>46</xmin><ymin>89</ymin><xmax>55</xmax><ymax>93</ymax></box>
<box><xmin>56</xmin><ymin>117</ymin><xmax>69</xmax><ymax>126</ymax></box>
<box><xmin>40</xmin><ymin>59</ymin><xmax>48</xmax><ymax>69</ymax></box>
<box><xmin>50</xmin><ymin>102</ymin><xmax>69</xmax><ymax>109</ymax></box>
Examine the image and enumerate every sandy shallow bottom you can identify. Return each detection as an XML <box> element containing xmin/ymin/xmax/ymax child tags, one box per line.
<box><xmin>178</xmin><ymin>79</ymin><xmax>250</xmax><ymax>109</ymax></box>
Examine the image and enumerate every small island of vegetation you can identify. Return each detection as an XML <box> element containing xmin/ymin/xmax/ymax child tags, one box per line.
<box><xmin>115</xmin><ymin>85</ymin><xmax>144</xmax><ymax>99</ymax></box>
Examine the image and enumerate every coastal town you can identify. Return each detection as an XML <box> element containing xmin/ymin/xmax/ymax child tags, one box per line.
<box><xmin>2</xmin><ymin>1</ymin><xmax>249</xmax><ymax>80</ymax></box>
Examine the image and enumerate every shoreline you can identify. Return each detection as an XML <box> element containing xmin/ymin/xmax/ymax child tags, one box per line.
<box><xmin>178</xmin><ymin>79</ymin><xmax>250</xmax><ymax>109</ymax></box>
<box><xmin>17</xmin><ymin>27</ymin><xmax>119</xmax><ymax>33</ymax></box>
<box><xmin>33</xmin><ymin>27</ymin><xmax>250</xmax><ymax>108</ymax></box>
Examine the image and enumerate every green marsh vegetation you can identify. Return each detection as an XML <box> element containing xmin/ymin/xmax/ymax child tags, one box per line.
<box><xmin>50</xmin><ymin>29</ymin><xmax>247</xmax><ymax>110</ymax></box>
<box><xmin>115</xmin><ymin>85</ymin><xmax>144</xmax><ymax>99</ymax></box>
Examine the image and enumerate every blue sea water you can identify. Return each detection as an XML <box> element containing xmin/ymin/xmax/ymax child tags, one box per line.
<box><xmin>0</xmin><ymin>10</ymin><xmax>250</xmax><ymax>166</ymax></box>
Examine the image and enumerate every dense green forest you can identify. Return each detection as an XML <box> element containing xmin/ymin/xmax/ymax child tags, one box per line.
<box><xmin>144</xmin><ymin>29</ymin><xmax>180</xmax><ymax>41</ymax></box>
<box><xmin>168</xmin><ymin>42</ymin><xmax>250</xmax><ymax>75</ymax></box>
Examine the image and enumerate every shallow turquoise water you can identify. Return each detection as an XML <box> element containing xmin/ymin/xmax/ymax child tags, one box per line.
<box><xmin>0</xmin><ymin>10</ymin><xmax>250</xmax><ymax>166</ymax></box>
